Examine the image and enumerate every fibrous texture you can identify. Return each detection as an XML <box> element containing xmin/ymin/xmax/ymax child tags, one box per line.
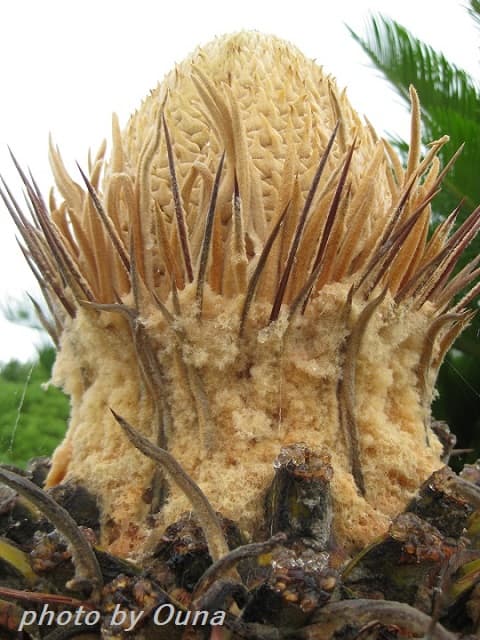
<box><xmin>3</xmin><ymin>31</ymin><xmax>479</xmax><ymax>557</ymax></box>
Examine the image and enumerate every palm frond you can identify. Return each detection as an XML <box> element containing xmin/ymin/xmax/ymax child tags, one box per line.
<box><xmin>348</xmin><ymin>15</ymin><xmax>480</xmax><ymax>119</ymax></box>
<box><xmin>469</xmin><ymin>0</ymin><xmax>480</xmax><ymax>30</ymax></box>
<box><xmin>348</xmin><ymin>15</ymin><xmax>480</xmax><ymax>217</ymax></box>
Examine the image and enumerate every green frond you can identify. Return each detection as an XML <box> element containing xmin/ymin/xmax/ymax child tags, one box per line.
<box><xmin>469</xmin><ymin>0</ymin><xmax>480</xmax><ymax>30</ymax></box>
<box><xmin>348</xmin><ymin>15</ymin><xmax>480</xmax><ymax>120</ymax></box>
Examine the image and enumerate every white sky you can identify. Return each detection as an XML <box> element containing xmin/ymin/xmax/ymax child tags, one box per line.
<box><xmin>0</xmin><ymin>0</ymin><xmax>478</xmax><ymax>363</ymax></box>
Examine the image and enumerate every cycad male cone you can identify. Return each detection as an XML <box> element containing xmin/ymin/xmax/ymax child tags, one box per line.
<box><xmin>6</xmin><ymin>32</ymin><xmax>479</xmax><ymax>558</ymax></box>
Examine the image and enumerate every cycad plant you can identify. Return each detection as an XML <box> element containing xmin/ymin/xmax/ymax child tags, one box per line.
<box><xmin>1</xmin><ymin>30</ymin><xmax>480</xmax><ymax>639</ymax></box>
<box><xmin>349</xmin><ymin>4</ymin><xmax>480</xmax><ymax>463</ymax></box>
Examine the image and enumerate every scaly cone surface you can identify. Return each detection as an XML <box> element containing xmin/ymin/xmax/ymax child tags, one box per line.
<box><xmin>3</xmin><ymin>31</ymin><xmax>479</xmax><ymax>558</ymax></box>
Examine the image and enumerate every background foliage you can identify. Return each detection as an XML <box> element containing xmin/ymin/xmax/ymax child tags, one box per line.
<box><xmin>0</xmin><ymin>304</ymin><xmax>68</xmax><ymax>467</ymax></box>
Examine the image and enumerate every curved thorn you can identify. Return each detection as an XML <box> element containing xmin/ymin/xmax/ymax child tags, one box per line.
<box><xmin>162</xmin><ymin>115</ymin><xmax>194</xmax><ymax>282</ymax></box>
<box><xmin>337</xmin><ymin>288</ymin><xmax>388</xmax><ymax>495</ymax></box>
<box><xmin>301</xmin><ymin>138</ymin><xmax>356</xmax><ymax>313</ymax></box>
<box><xmin>417</xmin><ymin>313</ymin><xmax>466</xmax><ymax>444</ymax></box>
<box><xmin>240</xmin><ymin>202</ymin><xmax>289</xmax><ymax>337</ymax></box>
<box><xmin>308</xmin><ymin>598</ymin><xmax>455</xmax><ymax>640</ymax></box>
<box><xmin>270</xmin><ymin>122</ymin><xmax>339</xmax><ymax>322</ymax></box>
<box><xmin>0</xmin><ymin>468</ymin><xmax>103</xmax><ymax>597</ymax></box>
<box><xmin>196</xmin><ymin>151</ymin><xmax>225</xmax><ymax>314</ymax></box>
<box><xmin>77</xmin><ymin>162</ymin><xmax>130</xmax><ymax>273</ymax></box>
<box><xmin>193</xmin><ymin>532</ymin><xmax>286</xmax><ymax>602</ymax></box>
<box><xmin>110</xmin><ymin>410</ymin><xmax>229</xmax><ymax>562</ymax></box>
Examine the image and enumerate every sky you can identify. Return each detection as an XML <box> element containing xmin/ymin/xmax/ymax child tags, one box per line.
<box><xmin>0</xmin><ymin>0</ymin><xmax>478</xmax><ymax>363</ymax></box>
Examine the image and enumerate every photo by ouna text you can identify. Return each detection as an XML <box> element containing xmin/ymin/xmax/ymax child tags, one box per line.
<box><xmin>18</xmin><ymin>603</ymin><xmax>226</xmax><ymax>633</ymax></box>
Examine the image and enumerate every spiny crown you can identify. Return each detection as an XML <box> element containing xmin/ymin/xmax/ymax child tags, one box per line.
<box><xmin>5</xmin><ymin>32</ymin><xmax>477</xmax><ymax>337</ymax></box>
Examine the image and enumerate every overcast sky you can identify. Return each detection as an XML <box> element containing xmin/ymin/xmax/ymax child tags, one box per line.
<box><xmin>0</xmin><ymin>0</ymin><xmax>478</xmax><ymax>362</ymax></box>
